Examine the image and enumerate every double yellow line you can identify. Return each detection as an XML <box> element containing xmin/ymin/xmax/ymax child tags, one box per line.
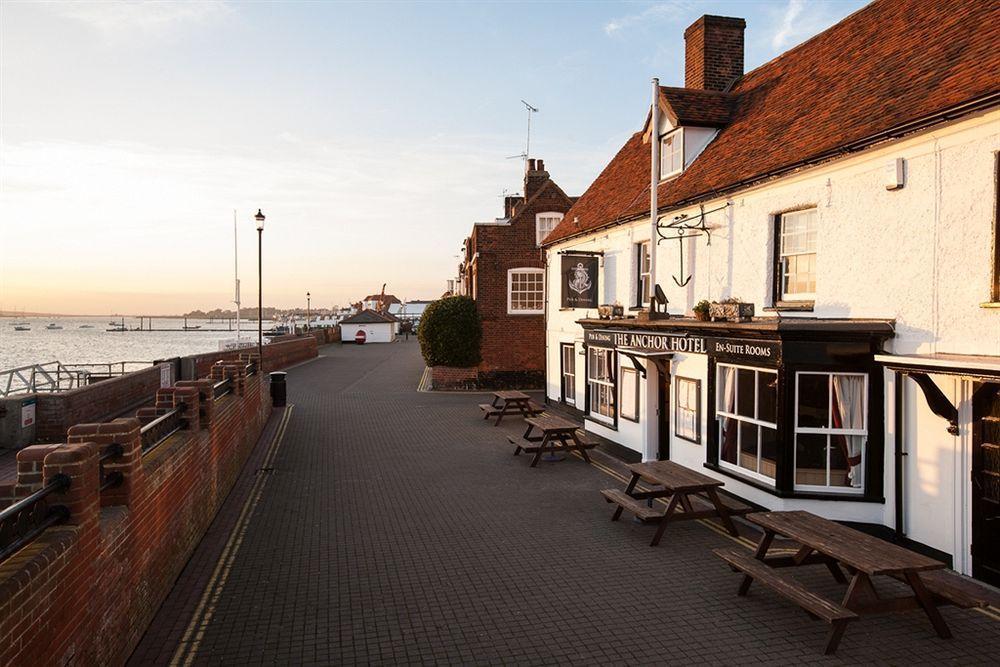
<box><xmin>169</xmin><ymin>405</ymin><xmax>295</xmax><ymax>666</ymax></box>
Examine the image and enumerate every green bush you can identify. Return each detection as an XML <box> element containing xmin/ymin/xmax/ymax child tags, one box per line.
<box><xmin>418</xmin><ymin>296</ymin><xmax>482</xmax><ymax>367</ymax></box>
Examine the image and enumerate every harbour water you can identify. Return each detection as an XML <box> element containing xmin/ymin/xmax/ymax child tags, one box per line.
<box><xmin>0</xmin><ymin>317</ymin><xmax>259</xmax><ymax>371</ymax></box>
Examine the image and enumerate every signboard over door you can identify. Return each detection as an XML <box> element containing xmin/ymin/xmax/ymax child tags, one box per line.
<box><xmin>561</xmin><ymin>255</ymin><xmax>599</xmax><ymax>309</ymax></box>
<box><xmin>584</xmin><ymin>328</ymin><xmax>780</xmax><ymax>363</ymax></box>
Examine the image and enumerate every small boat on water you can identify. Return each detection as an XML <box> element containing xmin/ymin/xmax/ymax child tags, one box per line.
<box><xmin>45</xmin><ymin>323</ymin><xmax>63</xmax><ymax>330</ymax></box>
<box><xmin>183</xmin><ymin>325</ymin><xmax>202</xmax><ymax>330</ymax></box>
<box><xmin>14</xmin><ymin>325</ymin><xmax>30</xmax><ymax>331</ymax></box>
<box><xmin>79</xmin><ymin>324</ymin><xmax>95</xmax><ymax>329</ymax></box>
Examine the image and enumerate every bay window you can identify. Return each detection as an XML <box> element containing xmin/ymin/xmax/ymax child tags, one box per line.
<box><xmin>717</xmin><ymin>364</ymin><xmax>778</xmax><ymax>482</ymax></box>
<box><xmin>794</xmin><ymin>372</ymin><xmax>867</xmax><ymax>492</ymax></box>
<box><xmin>587</xmin><ymin>347</ymin><xmax>615</xmax><ymax>422</ymax></box>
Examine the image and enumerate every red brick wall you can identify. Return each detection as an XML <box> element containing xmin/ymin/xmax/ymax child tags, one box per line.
<box><xmin>34</xmin><ymin>365</ymin><xmax>166</xmax><ymax>442</ymax></box>
<box><xmin>190</xmin><ymin>335</ymin><xmax>318</xmax><ymax>377</ymax></box>
<box><xmin>431</xmin><ymin>366</ymin><xmax>478</xmax><ymax>390</ymax></box>
<box><xmin>463</xmin><ymin>161</ymin><xmax>574</xmax><ymax>381</ymax></box>
<box><xmin>0</xmin><ymin>366</ymin><xmax>272</xmax><ymax>666</ymax></box>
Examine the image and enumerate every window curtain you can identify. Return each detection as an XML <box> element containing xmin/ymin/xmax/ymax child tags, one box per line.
<box><xmin>720</xmin><ymin>366</ymin><xmax>738</xmax><ymax>462</ymax></box>
<box><xmin>832</xmin><ymin>375</ymin><xmax>865</xmax><ymax>487</ymax></box>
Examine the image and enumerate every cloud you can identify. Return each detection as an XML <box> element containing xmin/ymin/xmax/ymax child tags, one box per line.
<box><xmin>42</xmin><ymin>0</ymin><xmax>232</xmax><ymax>36</ymax></box>
<box><xmin>772</xmin><ymin>0</ymin><xmax>805</xmax><ymax>49</ymax></box>
<box><xmin>604</xmin><ymin>1</ymin><xmax>693</xmax><ymax>37</ymax></box>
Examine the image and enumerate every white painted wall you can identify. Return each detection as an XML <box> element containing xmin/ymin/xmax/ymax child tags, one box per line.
<box><xmin>545</xmin><ymin>109</ymin><xmax>1000</xmax><ymax>557</ymax></box>
<box><xmin>340</xmin><ymin>322</ymin><xmax>395</xmax><ymax>344</ymax></box>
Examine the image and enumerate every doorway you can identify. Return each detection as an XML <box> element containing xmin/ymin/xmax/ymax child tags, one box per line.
<box><xmin>972</xmin><ymin>382</ymin><xmax>1000</xmax><ymax>587</ymax></box>
<box><xmin>657</xmin><ymin>364</ymin><xmax>670</xmax><ymax>460</ymax></box>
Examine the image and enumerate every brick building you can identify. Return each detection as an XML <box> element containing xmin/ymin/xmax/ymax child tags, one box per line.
<box><xmin>459</xmin><ymin>159</ymin><xmax>575</xmax><ymax>388</ymax></box>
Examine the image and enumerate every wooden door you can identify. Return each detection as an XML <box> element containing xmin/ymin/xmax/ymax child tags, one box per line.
<box><xmin>657</xmin><ymin>364</ymin><xmax>670</xmax><ymax>460</ymax></box>
<box><xmin>972</xmin><ymin>382</ymin><xmax>1000</xmax><ymax>586</ymax></box>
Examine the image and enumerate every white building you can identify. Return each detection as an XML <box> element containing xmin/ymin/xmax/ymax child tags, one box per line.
<box><xmin>388</xmin><ymin>300</ymin><xmax>433</xmax><ymax>326</ymax></box>
<box><xmin>339</xmin><ymin>310</ymin><xmax>398</xmax><ymax>344</ymax></box>
<box><xmin>542</xmin><ymin>2</ymin><xmax>1000</xmax><ymax>585</ymax></box>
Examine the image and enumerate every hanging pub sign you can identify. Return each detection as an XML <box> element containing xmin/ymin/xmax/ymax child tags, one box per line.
<box><xmin>561</xmin><ymin>255</ymin><xmax>599</xmax><ymax>309</ymax></box>
<box><xmin>584</xmin><ymin>328</ymin><xmax>781</xmax><ymax>363</ymax></box>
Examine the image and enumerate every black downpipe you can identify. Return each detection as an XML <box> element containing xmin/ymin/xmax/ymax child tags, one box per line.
<box><xmin>894</xmin><ymin>372</ymin><xmax>906</xmax><ymax>540</ymax></box>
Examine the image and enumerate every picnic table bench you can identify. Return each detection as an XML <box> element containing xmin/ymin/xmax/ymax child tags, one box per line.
<box><xmin>714</xmin><ymin>510</ymin><xmax>970</xmax><ymax>654</ymax></box>
<box><xmin>601</xmin><ymin>460</ymin><xmax>752</xmax><ymax>546</ymax></box>
<box><xmin>509</xmin><ymin>414</ymin><xmax>597</xmax><ymax>467</ymax></box>
<box><xmin>478</xmin><ymin>390</ymin><xmax>543</xmax><ymax>426</ymax></box>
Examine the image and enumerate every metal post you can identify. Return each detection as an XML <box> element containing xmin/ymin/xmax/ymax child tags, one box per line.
<box><xmin>306</xmin><ymin>292</ymin><xmax>311</xmax><ymax>332</ymax></box>
<box><xmin>258</xmin><ymin>226</ymin><xmax>263</xmax><ymax>374</ymax></box>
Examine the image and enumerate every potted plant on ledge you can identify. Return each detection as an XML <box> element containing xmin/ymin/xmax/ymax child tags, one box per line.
<box><xmin>693</xmin><ymin>300</ymin><xmax>711</xmax><ymax>321</ymax></box>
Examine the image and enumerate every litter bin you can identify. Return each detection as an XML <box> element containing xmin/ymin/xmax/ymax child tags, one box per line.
<box><xmin>269</xmin><ymin>371</ymin><xmax>287</xmax><ymax>407</ymax></box>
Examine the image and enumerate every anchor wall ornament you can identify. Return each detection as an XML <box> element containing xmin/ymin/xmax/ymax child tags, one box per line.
<box><xmin>655</xmin><ymin>202</ymin><xmax>731</xmax><ymax>287</ymax></box>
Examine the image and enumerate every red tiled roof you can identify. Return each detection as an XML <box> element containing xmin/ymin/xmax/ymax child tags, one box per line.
<box><xmin>544</xmin><ymin>0</ymin><xmax>1000</xmax><ymax>246</ymax></box>
<box><xmin>660</xmin><ymin>87</ymin><xmax>734</xmax><ymax>127</ymax></box>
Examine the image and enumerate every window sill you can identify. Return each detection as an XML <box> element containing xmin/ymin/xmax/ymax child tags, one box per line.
<box><xmin>763</xmin><ymin>301</ymin><xmax>814</xmax><ymax>312</ymax></box>
<box><xmin>507</xmin><ymin>311</ymin><xmax>544</xmax><ymax>316</ymax></box>
<box><xmin>587</xmin><ymin>417</ymin><xmax>617</xmax><ymax>432</ymax></box>
<box><xmin>702</xmin><ymin>462</ymin><xmax>885</xmax><ymax>503</ymax></box>
<box><xmin>980</xmin><ymin>301</ymin><xmax>1000</xmax><ymax>309</ymax></box>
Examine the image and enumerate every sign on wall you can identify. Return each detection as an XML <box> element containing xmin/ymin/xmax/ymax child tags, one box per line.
<box><xmin>584</xmin><ymin>328</ymin><xmax>780</xmax><ymax>363</ymax></box>
<box><xmin>20</xmin><ymin>398</ymin><xmax>36</xmax><ymax>429</ymax></box>
<box><xmin>160</xmin><ymin>365</ymin><xmax>172</xmax><ymax>388</ymax></box>
<box><xmin>561</xmin><ymin>255</ymin><xmax>599</xmax><ymax>309</ymax></box>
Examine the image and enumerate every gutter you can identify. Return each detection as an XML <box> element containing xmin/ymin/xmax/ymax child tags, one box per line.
<box><xmin>542</xmin><ymin>91</ymin><xmax>1000</xmax><ymax>249</ymax></box>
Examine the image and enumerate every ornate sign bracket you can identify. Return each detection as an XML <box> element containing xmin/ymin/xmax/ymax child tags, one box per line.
<box><xmin>655</xmin><ymin>202</ymin><xmax>731</xmax><ymax>287</ymax></box>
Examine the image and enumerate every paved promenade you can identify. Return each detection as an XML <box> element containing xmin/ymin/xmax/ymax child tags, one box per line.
<box><xmin>130</xmin><ymin>340</ymin><xmax>1000</xmax><ymax>665</ymax></box>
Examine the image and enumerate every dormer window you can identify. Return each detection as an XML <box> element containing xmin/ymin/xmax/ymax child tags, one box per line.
<box><xmin>536</xmin><ymin>212</ymin><xmax>564</xmax><ymax>246</ymax></box>
<box><xmin>660</xmin><ymin>129</ymin><xmax>684</xmax><ymax>179</ymax></box>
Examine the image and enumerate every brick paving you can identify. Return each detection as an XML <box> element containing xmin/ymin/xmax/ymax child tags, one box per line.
<box><xmin>132</xmin><ymin>340</ymin><xmax>1000</xmax><ymax>665</ymax></box>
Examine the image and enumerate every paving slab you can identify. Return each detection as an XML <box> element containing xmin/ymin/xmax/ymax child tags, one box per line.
<box><xmin>131</xmin><ymin>340</ymin><xmax>1000</xmax><ymax>665</ymax></box>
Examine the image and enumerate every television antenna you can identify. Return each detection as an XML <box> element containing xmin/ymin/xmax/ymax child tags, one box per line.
<box><xmin>506</xmin><ymin>100</ymin><xmax>539</xmax><ymax>164</ymax></box>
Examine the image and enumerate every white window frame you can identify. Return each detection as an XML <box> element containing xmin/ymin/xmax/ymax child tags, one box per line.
<box><xmin>675</xmin><ymin>376</ymin><xmax>700</xmax><ymax>444</ymax></box>
<box><xmin>535</xmin><ymin>212</ymin><xmax>564</xmax><ymax>246</ymax></box>
<box><xmin>777</xmin><ymin>208</ymin><xmax>818</xmax><ymax>302</ymax></box>
<box><xmin>659</xmin><ymin>129</ymin><xmax>684</xmax><ymax>179</ymax></box>
<box><xmin>716</xmin><ymin>363</ymin><xmax>779</xmax><ymax>485</ymax></box>
<box><xmin>636</xmin><ymin>241</ymin><xmax>651</xmax><ymax>306</ymax></box>
<box><xmin>587</xmin><ymin>346</ymin><xmax>615</xmax><ymax>424</ymax></box>
<box><xmin>561</xmin><ymin>343</ymin><xmax>576</xmax><ymax>405</ymax></box>
<box><xmin>506</xmin><ymin>267</ymin><xmax>544</xmax><ymax>315</ymax></box>
<box><xmin>620</xmin><ymin>366</ymin><xmax>639</xmax><ymax>422</ymax></box>
<box><xmin>793</xmin><ymin>371</ymin><xmax>868</xmax><ymax>494</ymax></box>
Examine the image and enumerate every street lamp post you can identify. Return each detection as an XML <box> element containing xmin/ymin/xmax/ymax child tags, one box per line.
<box><xmin>255</xmin><ymin>209</ymin><xmax>265</xmax><ymax>373</ymax></box>
<box><xmin>306</xmin><ymin>292</ymin><xmax>311</xmax><ymax>331</ymax></box>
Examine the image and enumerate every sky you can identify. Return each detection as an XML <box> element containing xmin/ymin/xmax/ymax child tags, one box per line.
<box><xmin>0</xmin><ymin>0</ymin><xmax>868</xmax><ymax>315</ymax></box>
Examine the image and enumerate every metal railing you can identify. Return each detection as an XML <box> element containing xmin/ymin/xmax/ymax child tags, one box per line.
<box><xmin>140</xmin><ymin>406</ymin><xmax>187</xmax><ymax>454</ymax></box>
<box><xmin>0</xmin><ymin>360</ymin><xmax>152</xmax><ymax>397</ymax></box>
<box><xmin>0</xmin><ymin>474</ymin><xmax>71</xmax><ymax>561</ymax></box>
<box><xmin>212</xmin><ymin>377</ymin><xmax>233</xmax><ymax>401</ymax></box>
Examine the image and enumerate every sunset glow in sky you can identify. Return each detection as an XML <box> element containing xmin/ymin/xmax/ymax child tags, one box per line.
<box><xmin>0</xmin><ymin>0</ymin><xmax>865</xmax><ymax>315</ymax></box>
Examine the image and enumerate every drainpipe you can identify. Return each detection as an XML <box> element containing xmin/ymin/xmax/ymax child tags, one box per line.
<box><xmin>650</xmin><ymin>77</ymin><xmax>660</xmax><ymax>301</ymax></box>
<box><xmin>543</xmin><ymin>247</ymin><xmax>549</xmax><ymax>406</ymax></box>
<box><xmin>894</xmin><ymin>372</ymin><xmax>906</xmax><ymax>540</ymax></box>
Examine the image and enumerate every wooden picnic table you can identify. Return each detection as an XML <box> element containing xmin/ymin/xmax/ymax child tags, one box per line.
<box><xmin>601</xmin><ymin>460</ymin><xmax>751</xmax><ymax>546</ymax></box>
<box><xmin>478</xmin><ymin>390</ymin><xmax>542</xmax><ymax>426</ymax></box>
<box><xmin>511</xmin><ymin>414</ymin><xmax>597</xmax><ymax>467</ymax></box>
<box><xmin>714</xmin><ymin>510</ymin><xmax>956</xmax><ymax>654</ymax></box>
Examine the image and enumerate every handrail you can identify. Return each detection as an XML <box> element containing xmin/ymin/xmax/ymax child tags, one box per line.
<box><xmin>140</xmin><ymin>407</ymin><xmax>187</xmax><ymax>454</ymax></box>
<box><xmin>212</xmin><ymin>377</ymin><xmax>233</xmax><ymax>401</ymax></box>
<box><xmin>0</xmin><ymin>360</ymin><xmax>154</xmax><ymax>397</ymax></box>
<box><xmin>0</xmin><ymin>474</ymin><xmax>71</xmax><ymax>561</ymax></box>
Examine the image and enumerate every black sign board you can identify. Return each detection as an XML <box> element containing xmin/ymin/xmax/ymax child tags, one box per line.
<box><xmin>561</xmin><ymin>255</ymin><xmax>599</xmax><ymax>309</ymax></box>
<box><xmin>584</xmin><ymin>328</ymin><xmax>780</xmax><ymax>363</ymax></box>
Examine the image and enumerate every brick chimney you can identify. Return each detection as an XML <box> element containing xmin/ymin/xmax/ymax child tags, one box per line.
<box><xmin>684</xmin><ymin>15</ymin><xmax>746</xmax><ymax>91</ymax></box>
<box><xmin>524</xmin><ymin>158</ymin><xmax>549</xmax><ymax>200</ymax></box>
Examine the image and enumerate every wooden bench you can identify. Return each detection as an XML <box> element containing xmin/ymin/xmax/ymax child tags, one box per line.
<box><xmin>888</xmin><ymin>569</ymin><xmax>991</xmax><ymax>609</ymax></box>
<box><xmin>600</xmin><ymin>489</ymin><xmax>663</xmax><ymax>521</ymax></box>
<box><xmin>714</xmin><ymin>547</ymin><xmax>857</xmax><ymax>654</ymax></box>
<box><xmin>508</xmin><ymin>434</ymin><xmax>597</xmax><ymax>458</ymax></box>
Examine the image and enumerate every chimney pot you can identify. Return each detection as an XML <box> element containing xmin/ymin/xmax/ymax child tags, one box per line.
<box><xmin>684</xmin><ymin>15</ymin><xmax>746</xmax><ymax>91</ymax></box>
<box><xmin>527</xmin><ymin>158</ymin><xmax>536</xmax><ymax>171</ymax></box>
<box><xmin>537</xmin><ymin>159</ymin><xmax>545</xmax><ymax>172</ymax></box>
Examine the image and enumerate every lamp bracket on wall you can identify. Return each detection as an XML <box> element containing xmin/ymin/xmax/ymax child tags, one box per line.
<box><xmin>655</xmin><ymin>202</ymin><xmax>731</xmax><ymax>287</ymax></box>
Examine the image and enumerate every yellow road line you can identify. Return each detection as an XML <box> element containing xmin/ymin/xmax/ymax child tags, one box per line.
<box><xmin>170</xmin><ymin>405</ymin><xmax>295</xmax><ymax>666</ymax></box>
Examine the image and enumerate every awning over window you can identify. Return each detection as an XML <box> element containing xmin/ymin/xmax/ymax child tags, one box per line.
<box><xmin>875</xmin><ymin>353</ymin><xmax>1000</xmax><ymax>382</ymax></box>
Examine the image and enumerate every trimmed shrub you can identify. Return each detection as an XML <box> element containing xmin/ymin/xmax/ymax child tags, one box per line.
<box><xmin>418</xmin><ymin>296</ymin><xmax>482</xmax><ymax>367</ymax></box>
